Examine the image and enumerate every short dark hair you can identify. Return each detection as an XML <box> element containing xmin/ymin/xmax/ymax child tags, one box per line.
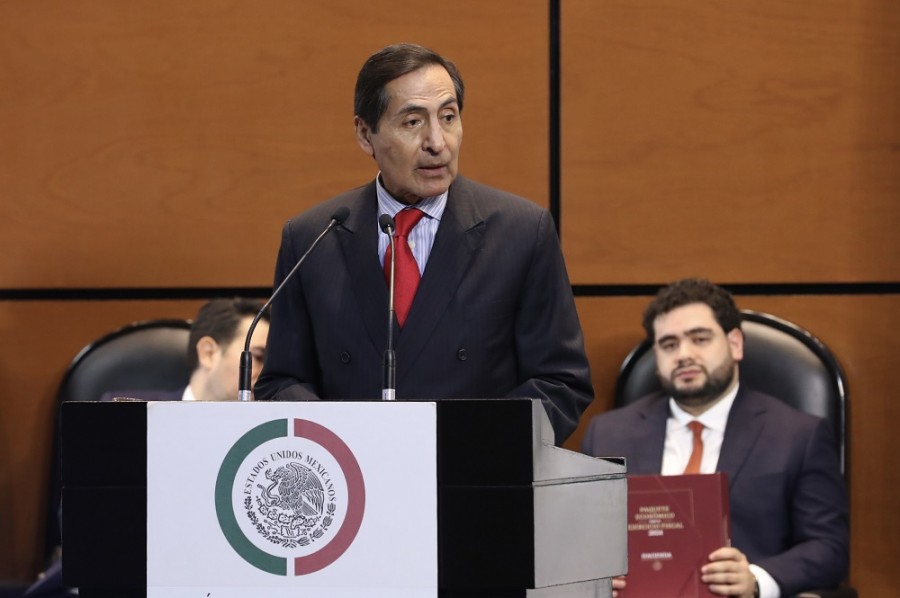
<box><xmin>642</xmin><ymin>278</ymin><xmax>742</xmax><ymax>341</ymax></box>
<box><xmin>354</xmin><ymin>43</ymin><xmax>465</xmax><ymax>133</ymax></box>
<box><xmin>187</xmin><ymin>298</ymin><xmax>267</xmax><ymax>370</ymax></box>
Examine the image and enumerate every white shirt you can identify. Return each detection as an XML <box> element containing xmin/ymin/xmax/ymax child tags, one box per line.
<box><xmin>661</xmin><ymin>386</ymin><xmax>736</xmax><ymax>476</ymax></box>
<box><xmin>375</xmin><ymin>174</ymin><xmax>447</xmax><ymax>275</ymax></box>
<box><xmin>661</xmin><ymin>384</ymin><xmax>780</xmax><ymax>598</ymax></box>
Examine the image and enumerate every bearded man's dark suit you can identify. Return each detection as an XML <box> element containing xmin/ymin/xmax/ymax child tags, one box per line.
<box><xmin>255</xmin><ymin>175</ymin><xmax>593</xmax><ymax>444</ymax></box>
<box><xmin>580</xmin><ymin>385</ymin><xmax>849</xmax><ymax>595</ymax></box>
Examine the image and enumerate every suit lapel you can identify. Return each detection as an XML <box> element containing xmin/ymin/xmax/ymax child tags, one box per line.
<box><xmin>632</xmin><ymin>397</ymin><xmax>668</xmax><ymax>474</ymax></box>
<box><xmin>336</xmin><ymin>183</ymin><xmax>389</xmax><ymax>356</ymax></box>
<box><xmin>396</xmin><ymin>177</ymin><xmax>485</xmax><ymax>378</ymax></box>
<box><xmin>717</xmin><ymin>386</ymin><xmax>765</xmax><ymax>489</ymax></box>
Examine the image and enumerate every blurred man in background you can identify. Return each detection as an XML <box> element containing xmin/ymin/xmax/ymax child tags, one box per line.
<box><xmin>101</xmin><ymin>297</ymin><xmax>269</xmax><ymax>402</ymax></box>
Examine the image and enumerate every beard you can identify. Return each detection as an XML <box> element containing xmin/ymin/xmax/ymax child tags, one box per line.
<box><xmin>659</xmin><ymin>357</ymin><xmax>737</xmax><ymax>410</ymax></box>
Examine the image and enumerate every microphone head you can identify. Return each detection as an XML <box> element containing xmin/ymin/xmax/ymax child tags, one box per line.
<box><xmin>378</xmin><ymin>214</ymin><xmax>395</xmax><ymax>234</ymax></box>
<box><xmin>331</xmin><ymin>206</ymin><xmax>351</xmax><ymax>225</ymax></box>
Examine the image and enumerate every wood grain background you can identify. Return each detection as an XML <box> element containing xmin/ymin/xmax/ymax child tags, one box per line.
<box><xmin>0</xmin><ymin>1</ymin><xmax>897</xmax><ymax>594</ymax></box>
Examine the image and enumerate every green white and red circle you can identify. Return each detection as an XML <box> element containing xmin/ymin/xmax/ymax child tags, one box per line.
<box><xmin>215</xmin><ymin>418</ymin><xmax>365</xmax><ymax>576</ymax></box>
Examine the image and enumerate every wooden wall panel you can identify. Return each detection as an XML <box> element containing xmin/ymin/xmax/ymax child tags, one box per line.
<box><xmin>0</xmin><ymin>0</ymin><xmax>548</xmax><ymax>289</ymax></box>
<box><xmin>560</xmin><ymin>0</ymin><xmax>900</xmax><ymax>284</ymax></box>
<box><xmin>569</xmin><ymin>293</ymin><xmax>899</xmax><ymax>596</ymax></box>
<box><xmin>0</xmin><ymin>299</ymin><xmax>204</xmax><ymax>580</ymax></box>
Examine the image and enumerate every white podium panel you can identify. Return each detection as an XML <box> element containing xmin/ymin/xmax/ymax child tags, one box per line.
<box><xmin>146</xmin><ymin>401</ymin><xmax>437</xmax><ymax>598</ymax></box>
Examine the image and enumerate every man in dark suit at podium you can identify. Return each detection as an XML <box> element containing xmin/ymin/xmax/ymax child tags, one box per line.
<box><xmin>581</xmin><ymin>279</ymin><xmax>848</xmax><ymax>598</ymax></box>
<box><xmin>255</xmin><ymin>43</ymin><xmax>593</xmax><ymax>444</ymax></box>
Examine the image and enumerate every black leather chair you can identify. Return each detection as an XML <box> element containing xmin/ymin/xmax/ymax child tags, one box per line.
<box><xmin>42</xmin><ymin>319</ymin><xmax>192</xmax><ymax>563</ymax></box>
<box><xmin>56</xmin><ymin>318</ymin><xmax>193</xmax><ymax>404</ymax></box>
<box><xmin>614</xmin><ymin>309</ymin><xmax>855</xmax><ymax>598</ymax></box>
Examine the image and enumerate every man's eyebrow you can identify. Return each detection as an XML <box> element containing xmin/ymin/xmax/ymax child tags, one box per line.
<box><xmin>685</xmin><ymin>327</ymin><xmax>714</xmax><ymax>336</ymax></box>
<box><xmin>656</xmin><ymin>327</ymin><xmax>714</xmax><ymax>344</ymax></box>
<box><xmin>395</xmin><ymin>104</ymin><xmax>426</xmax><ymax>117</ymax></box>
<box><xmin>656</xmin><ymin>334</ymin><xmax>678</xmax><ymax>345</ymax></box>
<box><xmin>394</xmin><ymin>97</ymin><xmax>459</xmax><ymax>117</ymax></box>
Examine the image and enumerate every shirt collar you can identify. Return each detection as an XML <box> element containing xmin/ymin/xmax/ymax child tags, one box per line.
<box><xmin>668</xmin><ymin>383</ymin><xmax>740</xmax><ymax>433</ymax></box>
<box><xmin>375</xmin><ymin>173</ymin><xmax>447</xmax><ymax>221</ymax></box>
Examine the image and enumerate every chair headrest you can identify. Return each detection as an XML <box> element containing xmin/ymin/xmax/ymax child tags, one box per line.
<box><xmin>58</xmin><ymin>319</ymin><xmax>193</xmax><ymax>403</ymax></box>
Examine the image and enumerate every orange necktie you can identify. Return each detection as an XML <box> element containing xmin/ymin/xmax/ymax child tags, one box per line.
<box><xmin>384</xmin><ymin>208</ymin><xmax>425</xmax><ymax>328</ymax></box>
<box><xmin>684</xmin><ymin>420</ymin><xmax>705</xmax><ymax>474</ymax></box>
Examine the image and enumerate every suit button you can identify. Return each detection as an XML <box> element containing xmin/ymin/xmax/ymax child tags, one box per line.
<box><xmin>340</xmin><ymin>352</ymin><xmax>351</xmax><ymax>363</ymax></box>
<box><xmin>457</xmin><ymin>349</ymin><xmax>467</xmax><ymax>361</ymax></box>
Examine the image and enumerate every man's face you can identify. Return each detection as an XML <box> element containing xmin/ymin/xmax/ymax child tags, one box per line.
<box><xmin>204</xmin><ymin>316</ymin><xmax>269</xmax><ymax>401</ymax></box>
<box><xmin>652</xmin><ymin>303</ymin><xmax>743</xmax><ymax>411</ymax></box>
<box><xmin>355</xmin><ymin>64</ymin><xmax>462</xmax><ymax>205</ymax></box>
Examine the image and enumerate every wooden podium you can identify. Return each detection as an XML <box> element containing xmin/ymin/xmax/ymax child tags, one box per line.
<box><xmin>61</xmin><ymin>398</ymin><xmax>626</xmax><ymax>597</ymax></box>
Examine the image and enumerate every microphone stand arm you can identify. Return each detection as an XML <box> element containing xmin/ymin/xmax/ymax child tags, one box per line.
<box><xmin>382</xmin><ymin>224</ymin><xmax>397</xmax><ymax>401</ymax></box>
<box><xmin>237</xmin><ymin>214</ymin><xmax>344</xmax><ymax>401</ymax></box>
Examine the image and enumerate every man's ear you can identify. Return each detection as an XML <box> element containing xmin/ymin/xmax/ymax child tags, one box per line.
<box><xmin>196</xmin><ymin>336</ymin><xmax>220</xmax><ymax>370</ymax></box>
<box><xmin>354</xmin><ymin>116</ymin><xmax>375</xmax><ymax>157</ymax></box>
<box><xmin>727</xmin><ymin>327</ymin><xmax>744</xmax><ymax>362</ymax></box>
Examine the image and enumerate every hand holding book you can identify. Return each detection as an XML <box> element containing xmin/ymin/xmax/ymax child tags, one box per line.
<box><xmin>621</xmin><ymin>473</ymin><xmax>730</xmax><ymax>598</ymax></box>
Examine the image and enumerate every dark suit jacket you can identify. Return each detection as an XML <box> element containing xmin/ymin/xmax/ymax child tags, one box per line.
<box><xmin>581</xmin><ymin>386</ymin><xmax>849</xmax><ymax>595</ymax></box>
<box><xmin>255</xmin><ymin>175</ymin><xmax>593</xmax><ymax>443</ymax></box>
<box><xmin>98</xmin><ymin>388</ymin><xmax>183</xmax><ymax>402</ymax></box>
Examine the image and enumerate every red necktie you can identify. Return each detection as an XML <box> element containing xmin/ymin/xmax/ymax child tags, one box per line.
<box><xmin>684</xmin><ymin>421</ymin><xmax>705</xmax><ymax>474</ymax></box>
<box><xmin>384</xmin><ymin>208</ymin><xmax>425</xmax><ymax>327</ymax></box>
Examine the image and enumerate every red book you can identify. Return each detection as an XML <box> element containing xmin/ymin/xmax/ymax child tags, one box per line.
<box><xmin>620</xmin><ymin>473</ymin><xmax>730</xmax><ymax>598</ymax></box>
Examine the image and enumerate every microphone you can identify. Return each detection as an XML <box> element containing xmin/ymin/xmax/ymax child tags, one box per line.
<box><xmin>237</xmin><ymin>206</ymin><xmax>350</xmax><ymax>401</ymax></box>
<box><xmin>378</xmin><ymin>214</ymin><xmax>397</xmax><ymax>401</ymax></box>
